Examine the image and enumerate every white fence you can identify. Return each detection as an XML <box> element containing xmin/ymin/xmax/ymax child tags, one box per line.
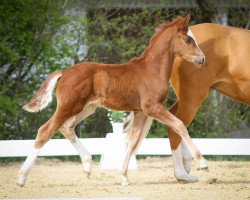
<box><xmin>0</xmin><ymin>138</ymin><xmax>250</xmax><ymax>157</ymax></box>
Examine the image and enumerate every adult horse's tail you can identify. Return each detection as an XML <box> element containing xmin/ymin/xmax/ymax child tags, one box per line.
<box><xmin>23</xmin><ymin>70</ymin><xmax>63</xmax><ymax>113</ymax></box>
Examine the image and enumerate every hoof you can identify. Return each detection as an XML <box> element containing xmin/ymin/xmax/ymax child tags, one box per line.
<box><xmin>121</xmin><ymin>175</ymin><xmax>130</xmax><ymax>186</ymax></box>
<box><xmin>17</xmin><ymin>175</ymin><xmax>26</xmax><ymax>187</ymax></box>
<box><xmin>84</xmin><ymin>171</ymin><xmax>91</xmax><ymax>179</ymax></box>
<box><xmin>200</xmin><ymin>166</ymin><xmax>209</xmax><ymax>172</ymax></box>
<box><xmin>199</xmin><ymin>158</ymin><xmax>208</xmax><ymax>169</ymax></box>
<box><xmin>121</xmin><ymin>181</ymin><xmax>130</xmax><ymax>186</ymax></box>
<box><xmin>17</xmin><ymin>176</ymin><xmax>26</xmax><ymax>187</ymax></box>
<box><xmin>83</xmin><ymin>160</ymin><xmax>92</xmax><ymax>178</ymax></box>
<box><xmin>208</xmin><ymin>178</ymin><xmax>217</xmax><ymax>184</ymax></box>
<box><xmin>17</xmin><ymin>182</ymin><xmax>25</xmax><ymax>187</ymax></box>
<box><xmin>175</xmin><ymin>173</ymin><xmax>199</xmax><ymax>183</ymax></box>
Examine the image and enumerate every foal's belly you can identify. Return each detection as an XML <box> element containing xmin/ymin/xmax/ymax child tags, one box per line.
<box><xmin>93</xmin><ymin>69</ymin><xmax>143</xmax><ymax>111</ymax></box>
<box><xmin>98</xmin><ymin>93</ymin><xmax>142</xmax><ymax>111</ymax></box>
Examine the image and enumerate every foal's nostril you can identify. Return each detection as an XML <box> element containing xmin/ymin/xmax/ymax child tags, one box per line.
<box><xmin>201</xmin><ymin>57</ymin><xmax>205</xmax><ymax>64</ymax></box>
<box><xmin>194</xmin><ymin>55</ymin><xmax>205</xmax><ymax>65</ymax></box>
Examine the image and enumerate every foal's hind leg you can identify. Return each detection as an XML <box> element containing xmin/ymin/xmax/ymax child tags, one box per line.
<box><xmin>59</xmin><ymin>104</ymin><xmax>97</xmax><ymax>177</ymax></box>
<box><xmin>120</xmin><ymin>111</ymin><xmax>147</xmax><ymax>186</ymax></box>
<box><xmin>17</xmin><ymin>109</ymin><xmax>71</xmax><ymax>186</ymax></box>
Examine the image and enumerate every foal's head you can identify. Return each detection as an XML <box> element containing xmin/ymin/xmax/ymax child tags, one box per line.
<box><xmin>172</xmin><ymin>14</ymin><xmax>205</xmax><ymax>65</ymax></box>
<box><xmin>157</xmin><ymin>14</ymin><xmax>205</xmax><ymax>65</ymax></box>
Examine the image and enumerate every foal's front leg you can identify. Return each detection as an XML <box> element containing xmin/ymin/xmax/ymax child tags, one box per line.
<box><xmin>120</xmin><ymin>111</ymin><xmax>147</xmax><ymax>186</ymax></box>
<box><xmin>142</xmin><ymin>103</ymin><xmax>207</xmax><ymax>181</ymax></box>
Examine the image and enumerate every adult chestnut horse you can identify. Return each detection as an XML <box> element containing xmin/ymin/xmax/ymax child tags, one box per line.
<box><xmin>128</xmin><ymin>23</ymin><xmax>250</xmax><ymax>182</ymax></box>
<box><xmin>17</xmin><ymin>15</ymin><xmax>206</xmax><ymax>187</ymax></box>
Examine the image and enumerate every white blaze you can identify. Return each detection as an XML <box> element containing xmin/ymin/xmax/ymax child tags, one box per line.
<box><xmin>187</xmin><ymin>28</ymin><xmax>205</xmax><ymax>58</ymax></box>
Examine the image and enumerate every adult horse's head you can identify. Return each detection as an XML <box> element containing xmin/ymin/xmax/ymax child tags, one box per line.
<box><xmin>156</xmin><ymin>14</ymin><xmax>205</xmax><ymax>66</ymax></box>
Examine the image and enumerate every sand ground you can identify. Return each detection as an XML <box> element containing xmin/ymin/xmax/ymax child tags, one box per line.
<box><xmin>0</xmin><ymin>157</ymin><xmax>250</xmax><ymax>200</ymax></box>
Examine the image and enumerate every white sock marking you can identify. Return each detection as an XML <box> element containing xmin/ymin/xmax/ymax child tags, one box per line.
<box><xmin>172</xmin><ymin>145</ymin><xmax>186</xmax><ymax>174</ymax></box>
<box><xmin>17</xmin><ymin>147</ymin><xmax>40</xmax><ymax>186</ymax></box>
<box><xmin>181</xmin><ymin>140</ymin><xmax>193</xmax><ymax>173</ymax></box>
<box><xmin>20</xmin><ymin>148</ymin><xmax>40</xmax><ymax>172</ymax></box>
<box><xmin>172</xmin><ymin>144</ymin><xmax>198</xmax><ymax>182</ymax></box>
<box><xmin>181</xmin><ymin>140</ymin><xmax>193</xmax><ymax>160</ymax></box>
<box><xmin>73</xmin><ymin>138</ymin><xmax>92</xmax><ymax>172</ymax></box>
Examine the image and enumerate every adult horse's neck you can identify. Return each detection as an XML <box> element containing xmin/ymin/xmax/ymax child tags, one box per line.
<box><xmin>138</xmin><ymin>27</ymin><xmax>175</xmax><ymax>81</ymax></box>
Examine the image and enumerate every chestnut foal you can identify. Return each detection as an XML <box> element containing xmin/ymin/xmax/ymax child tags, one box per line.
<box><xmin>17</xmin><ymin>15</ymin><xmax>206</xmax><ymax>187</ymax></box>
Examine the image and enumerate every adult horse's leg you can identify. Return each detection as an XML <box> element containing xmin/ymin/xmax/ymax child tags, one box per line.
<box><xmin>168</xmin><ymin>102</ymin><xmax>196</xmax><ymax>181</ymax></box>
<box><xmin>120</xmin><ymin>111</ymin><xmax>147</xmax><ymax>186</ymax></box>
<box><xmin>168</xmin><ymin>91</ymin><xmax>210</xmax><ymax>175</ymax></box>
<box><xmin>59</xmin><ymin>104</ymin><xmax>97</xmax><ymax>177</ymax></box>
<box><xmin>17</xmin><ymin>107</ymin><xmax>73</xmax><ymax>187</ymax></box>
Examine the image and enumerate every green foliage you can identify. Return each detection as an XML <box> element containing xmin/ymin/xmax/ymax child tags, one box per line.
<box><xmin>85</xmin><ymin>7</ymin><xmax>198</xmax><ymax>64</ymax></box>
<box><xmin>80</xmin><ymin>108</ymin><xmax>112</xmax><ymax>138</ymax></box>
<box><xmin>0</xmin><ymin>0</ymin><xmax>72</xmax><ymax>140</ymax></box>
<box><xmin>188</xmin><ymin>93</ymin><xmax>250</xmax><ymax>138</ymax></box>
<box><xmin>108</xmin><ymin>110</ymin><xmax>127</xmax><ymax>123</ymax></box>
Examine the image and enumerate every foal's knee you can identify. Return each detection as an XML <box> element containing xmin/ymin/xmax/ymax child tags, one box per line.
<box><xmin>34</xmin><ymin>134</ymin><xmax>49</xmax><ymax>148</ymax></box>
<box><xmin>142</xmin><ymin>103</ymin><xmax>163</xmax><ymax>117</ymax></box>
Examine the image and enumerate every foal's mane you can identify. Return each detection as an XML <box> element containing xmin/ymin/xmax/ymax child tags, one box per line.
<box><xmin>133</xmin><ymin>16</ymin><xmax>184</xmax><ymax>62</ymax></box>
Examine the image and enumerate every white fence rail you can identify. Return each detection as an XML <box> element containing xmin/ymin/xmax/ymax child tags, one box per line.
<box><xmin>0</xmin><ymin>138</ymin><xmax>250</xmax><ymax>157</ymax></box>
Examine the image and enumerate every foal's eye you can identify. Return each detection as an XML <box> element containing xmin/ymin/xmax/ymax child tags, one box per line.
<box><xmin>184</xmin><ymin>36</ymin><xmax>191</xmax><ymax>44</ymax></box>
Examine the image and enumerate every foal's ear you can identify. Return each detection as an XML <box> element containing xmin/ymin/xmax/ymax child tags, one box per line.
<box><xmin>183</xmin><ymin>13</ymin><xmax>191</xmax><ymax>25</ymax></box>
<box><xmin>175</xmin><ymin>13</ymin><xmax>191</xmax><ymax>32</ymax></box>
<box><xmin>184</xmin><ymin>13</ymin><xmax>191</xmax><ymax>25</ymax></box>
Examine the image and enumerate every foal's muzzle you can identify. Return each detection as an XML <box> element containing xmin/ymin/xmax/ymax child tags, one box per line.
<box><xmin>194</xmin><ymin>54</ymin><xmax>205</xmax><ymax>65</ymax></box>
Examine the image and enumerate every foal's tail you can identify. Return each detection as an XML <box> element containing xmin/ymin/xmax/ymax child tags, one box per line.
<box><xmin>22</xmin><ymin>70</ymin><xmax>63</xmax><ymax>113</ymax></box>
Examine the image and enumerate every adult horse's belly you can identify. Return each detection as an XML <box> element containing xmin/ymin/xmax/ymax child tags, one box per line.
<box><xmin>213</xmin><ymin>79</ymin><xmax>250</xmax><ymax>105</ymax></box>
<box><xmin>215</xmin><ymin>28</ymin><xmax>250</xmax><ymax>104</ymax></box>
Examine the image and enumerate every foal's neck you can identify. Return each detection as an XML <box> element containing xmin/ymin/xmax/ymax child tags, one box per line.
<box><xmin>142</xmin><ymin>29</ymin><xmax>175</xmax><ymax>81</ymax></box>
